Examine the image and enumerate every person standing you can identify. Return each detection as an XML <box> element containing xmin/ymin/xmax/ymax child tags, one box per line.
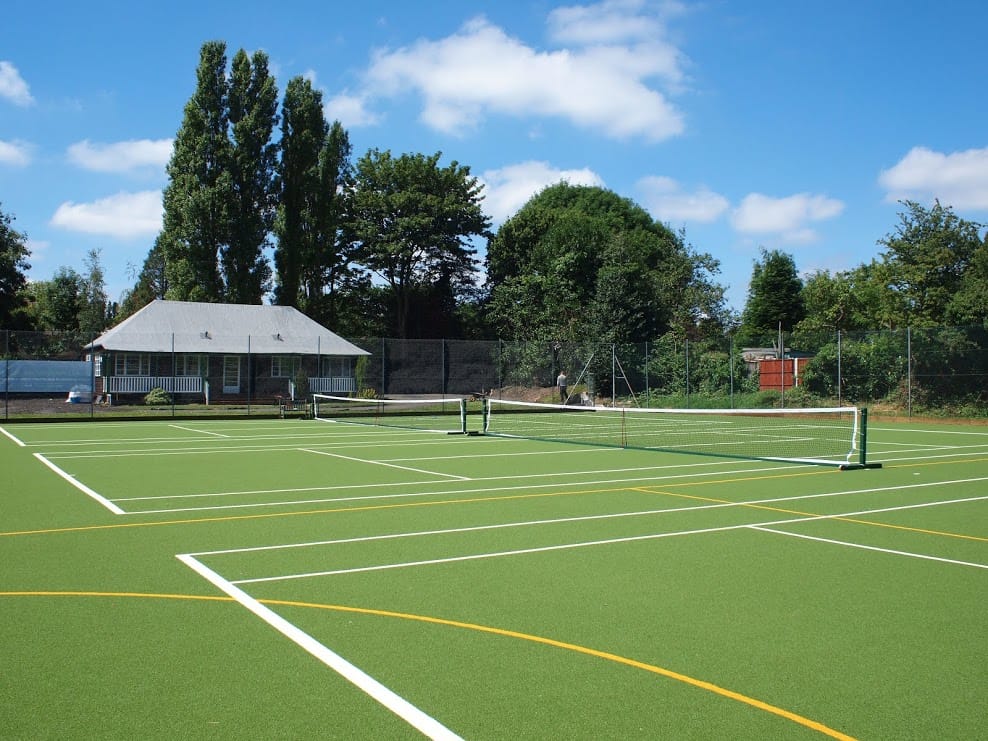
<box><xmin>557</xmin><ymin>371</ymin><xmax>568</xmax><ymax>403</ymax></box>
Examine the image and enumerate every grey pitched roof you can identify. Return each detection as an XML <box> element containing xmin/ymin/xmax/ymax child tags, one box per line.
<box><xmin>88</xmin><ymin>300</ymin><xmax>369</xmax><ymax>356</ymax></box>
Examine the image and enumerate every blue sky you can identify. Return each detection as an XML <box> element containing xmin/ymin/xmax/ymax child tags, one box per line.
<box><xmin>2</xmin><ymin>0</ymin><xmax>987</xmax><ymax>314</ymax></box>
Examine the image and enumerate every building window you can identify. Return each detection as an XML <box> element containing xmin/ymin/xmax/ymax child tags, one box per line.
<box><xmin>272</xmin><ymin>356</ymin><xmax>299</xmax><ymax>378</ymax></box>
<box><xmin>175</xmin><ymin>354</ymin><xmax>204</xmax><ymax>377</ymax></box>
<box><xmin>320</xmin><ymin>356</ymin><xmax>353</xmax><ymax>377</ymax></box>
<box><xmin>114</xmin><ymin>353</ymin><xmax>150</xmax><ymax>376</ymax></box>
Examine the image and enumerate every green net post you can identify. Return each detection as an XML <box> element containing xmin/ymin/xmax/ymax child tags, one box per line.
<box><xmin>859</xmin><ymin>407</ymin><xmax>868</xmax><ymax>467</ymax></box>
<box><xmin>845</xmin><ymin>407</ymin><xmax>882</xmax><ymax>469</ymax></box>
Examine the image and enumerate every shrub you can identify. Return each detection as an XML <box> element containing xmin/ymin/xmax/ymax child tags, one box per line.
<box><xmin>144</xmin><ymin>387</ymin><xmax>172</xmax><ymax>406</ymax></box>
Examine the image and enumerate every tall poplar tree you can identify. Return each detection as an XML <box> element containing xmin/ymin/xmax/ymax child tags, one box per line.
<box><xmin>161</xmin><ymin>40</ymin><xmax>232</xmax><ymax>302</ymax></box>
<box><xmin>226</xmin><ymin>49</ymin><xmax>278</xmax><ymax>303</ymax></box>
<box><xmin>274</xmin><ymin>79</ymin><xmax>356</xmax><ymax>323</ymax></box>
<box><xmin>274</xmin><ymin>76</ymin><xmax>325</xmax><ymax>308</ymax></box>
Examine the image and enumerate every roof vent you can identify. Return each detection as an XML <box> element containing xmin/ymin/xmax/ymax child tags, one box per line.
<box><xmin>274</xmin><ymin>333</ymin><xmax>282</xmax><ymax>340</ymax></box>
<box><xmin>200</xmin><ymin>331</ymin><xmax>210</xmax><ymax>339</ymax></box>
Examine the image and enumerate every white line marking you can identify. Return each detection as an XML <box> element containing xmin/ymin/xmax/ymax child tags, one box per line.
<box><xmin>750</xmin><ymin>526</ymin><xmax>988</xmax><ymax>569</ymax></box>
<box><xmin>224</xmin><ymin>492</ymin><xmax>988</xmax><ymax>584</ymax></box>
<box><xmin>176</xmin><ymin>554</ymin><xmax>462</xmax><ymax>741</ymax></box>
<box><xmin>0</xmin><ymin>426</ymin><xmax>26</xmax><ymax>446</ymax></box>
<box><xmin>299</xmin><ymin>448</ymin><xmax>471</xmax><ymax>481</ymax></box>
<box><xmin>33</xmin><ymin>453</ymin><xmax>125</xmax><ymax>515</ymax></box>
<box><xmin>113</xmin><ymin>459</ymin><xmax>773</xmax><ymax>504</ymax></box>
<box><xmin>169</xmin><ymin>424</ymin><xmax>229</xmax><ymax>438</ymax></box>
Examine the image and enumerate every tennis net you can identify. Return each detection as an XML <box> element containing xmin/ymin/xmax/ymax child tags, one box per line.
<box><xmin>483</xmin><ymin>399</ymin><xmax>877</xmax><ymax>468</ymax></box>
<box><xmin>312</xmin><ymin>394</ymin><xmax>468</xmax><ymax>434</ymax></box>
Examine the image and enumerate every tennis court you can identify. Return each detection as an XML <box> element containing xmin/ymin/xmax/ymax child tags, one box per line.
<box><xmin>1</xmin><ymin>410</ymin><xmax>986</xmax><ymax>739</ymax></box>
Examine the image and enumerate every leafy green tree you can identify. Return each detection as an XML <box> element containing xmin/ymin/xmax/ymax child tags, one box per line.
<box><xmin>32</xmin><ymin>268</ymin><xmax>83</xmax><ymax>332</ymax></box>
<box><xmin>946</xmin><ymin>233</ymin><xmax>988</xmax><ymax>325</ymax></box>
<box><xmin>161</xmin><ymin>40</ymin><xmax>232</xmax><ymax>302</ymax></box>
<box><xmin>0</xmin><ymin>203</ymin><xmax>32</xmax><ymax>329</ymax></box>
<box><xmin>349</xmin><ymin>150</ymin><xmax>490</xmax><ymax>338</ymax></box>
<box><xmin>274</xmin><ymin>78</ymin><xmax>358</xmax><ymax>324</ymax></box>
<box><xmin>738</xmin><ymin>248</ymin><xmax>805</xmax><ymax>346</ymax></box>
<box><xmin>878</xmin><ymin>200</ymin><xmax>984</xmax><ymax>326</ymax></box>
<box><xmin>485</xmin><ymin>183</ymin><xmax>726</xmax><ymax>344</ymax></box>
<box><xmin>77</xmin><ymin>248</ymin><xmax>111</xmax><ymax>335</ymax></box>
<box><xmin>225</xmin><ymin>49</ymin><xmax>278</xmax><ymax>303</ymax></box>
<box><xmin>304</xmin><ymin>121</ymin><xmax>359</xmax><ymax>326</ymax></box>
<box><xmin>273</xmin><ymin>77</ymin><xmax>320</xmax><ymax>307</ymax></box>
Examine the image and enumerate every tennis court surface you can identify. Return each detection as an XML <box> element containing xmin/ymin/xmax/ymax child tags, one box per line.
<box><xmin>2</xmin><ymin>413</ymin><xmax>986</xmax><ymax>739</ymax></box>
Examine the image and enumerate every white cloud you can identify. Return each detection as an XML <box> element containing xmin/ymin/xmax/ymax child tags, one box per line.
<box><xmin>731</xmin><ymin>192</ymin><xmax>844</xmax><ymax>243</ymax></box>
<box><xmin>637</xmin><ymin>175</ymin><xmax>729</xmax><ymax>223</ymax></box>
<box><xmin>50</xmin><ymin>191</ymin><xmax>163</xmax><ymax>239</ymax></box>
<box><xmin>0</xmin><ymin>61</ymin><xmax>34</xmax><ymax>107</ymax></box>
<box><xmin>323</xmin><ymin>92</ymin><xmax>381</xmax><ymax>128</ymax></box>
<box><xmin>67</xmin><ymin>139</ymin><xmax>173</xmax><ymax>173</ymax></box>
<box><xmin>879</xmin><ymin>146</ymin><xmax>988</xmax><ymax>210</ymax></box>
<box><xmin>362</xmin><ymin>12</ymin><xmax>685</xmax><ymax>140</ymax></box>
<box><xmin>548</xmin><ymin>0</ymin><xmax>666</xmax><ymax>44</ymax></box>
<box><xmin>479</xmin><ymin>161</ymin><xmax>604</xmax><ymax>222</ymax></box>
<box><xmin>0</xmin><ymin>139</ymin><xmax>32</xmax><ymax>167</ymax></box>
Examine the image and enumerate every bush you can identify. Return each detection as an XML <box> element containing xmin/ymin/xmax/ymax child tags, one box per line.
<box><xmin>144</xmin><ymin>387</ymin><xmax>172</xmax><ymax>406</ymax></box>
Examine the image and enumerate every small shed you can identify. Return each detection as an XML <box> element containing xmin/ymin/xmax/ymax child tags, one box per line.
<box><xmin>758</xmin><ymin>357</ymin><xmax>812</xmax><ymax>392</ymax></box>
<box><xmin>85</xmin><ymin>300</ymin><xmax>368</xmax><ymax>404</ymax></box>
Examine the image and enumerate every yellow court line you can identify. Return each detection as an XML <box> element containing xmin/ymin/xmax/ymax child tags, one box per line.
<box><xmin>4</xmin><ymin>454</ymin><xmax>986</xmax><ymax>540</ymax></box>
<box><xmin>0</xmin><ymin>486</ymin><xmax>626</xmax><ymax>538</ymax></box>
<box><xmin>0</xmin><ymin>590</ymin><xmax>855</xmax><ymax>741</ymax></box>
<box><xmin>633</xmin><ymin>487</ymin><xmax>988</xmax><ymax>543</ymax></box>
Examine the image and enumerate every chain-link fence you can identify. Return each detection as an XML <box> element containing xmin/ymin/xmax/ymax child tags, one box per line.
<box><xmin>3</xmin><ymin>325</ymin><xmax>987</xmax><ymax>420</ymax></box>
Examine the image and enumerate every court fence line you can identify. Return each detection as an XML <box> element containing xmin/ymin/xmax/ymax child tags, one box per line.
<box><xmin>1</xmin><ymin>325</ymin><xmax>986</xmax><ymax>420</ymax></box>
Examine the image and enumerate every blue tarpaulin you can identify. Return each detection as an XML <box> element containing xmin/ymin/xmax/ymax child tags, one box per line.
<box><xmin>1</xmin><ymin>360</ymin><xmax>92</xmax><ymax>393</ymax></box>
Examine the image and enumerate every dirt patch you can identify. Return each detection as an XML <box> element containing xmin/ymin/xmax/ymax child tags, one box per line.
<box><xmin>491</xmin><ymin>385</ymin><xmax>554</xmax><ymax>403</ymax></box>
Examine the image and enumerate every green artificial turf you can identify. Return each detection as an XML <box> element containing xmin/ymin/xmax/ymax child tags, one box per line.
<box><xmin>1</xmin><ymin>417</ymin><xmax>986</xmax><ymax>739</ymax></box>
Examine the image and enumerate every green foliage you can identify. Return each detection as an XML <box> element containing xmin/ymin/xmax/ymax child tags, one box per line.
<box><xmin>161</xmin><ymin>40</ymin><xmax>232</xmax><ymax>301</ymax></box>
<box><xmin>274</xmin><ymin>79</ymin><xmax>357</xmax><ymax>318</ymax></box>
<box><xmin>144</xmin><ymin>387</ymin><xmax>173</xmax><ymax>406</ymax></box>
<box><xmin>349</xmin><ymin>149</ymin><xmax>490</xmax><ymax>338</ymax></box>
<box><xmin>801</xmin><ymin>331</ymin><xmax>908</xmax><ymax>402</ymax></box>
<box><xmin>486</xmin><ymin>183</ymin><xmax>727</xmax><ymax>346</ymax></box>
<box><xmin>224</xmin><ymin>49</ymin><xmax>278</xmax><ymax>303</ymax></box>
<box><xmin>738</xmin><ymin>248</ymin><xmax>805</xmax><ymax>344</ymax></box>
<box><xmin>292</xmin><ymin>369</ymin><xmax>309</xmax><ymax>398</ymax></box>
<box><xmin>878</xmin><ymin>200</ymin><xmax>984</xmax><ymax>327</ymax></box>
<box><xmin>0</xmin><ymin>203</ymin><xmax>32</xmax><ymax>329</ymax></box>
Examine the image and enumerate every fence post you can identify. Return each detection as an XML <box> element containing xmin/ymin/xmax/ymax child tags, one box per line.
<box><xmin>837</xmin><ymin>330</ymin><xmax>842</xmax><ymax>408</ymax></box>
<box><xmin>685</xmin><ymin>338</ymin><xmax>690</xmax><ymax>408</ymax></box>
<box><xmin>907</xmin><ymin>326</ymin><xmax>912</xmax><ymax>418</ymax></box>
<box><xmin>729</xmin><ymin>335</ymin><xmax>735</xmax><ymax>409</ymax></box>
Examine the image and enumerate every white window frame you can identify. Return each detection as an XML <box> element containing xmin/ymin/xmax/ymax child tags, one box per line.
<box><xmin>320</xmin><ymin>356</ymin><xmax>353</xmax><ymax>377</ymax></box>
<box><xmin>272</xmin><ymin>355</ymin><xmax>299</xmax><ymax>378</ymax></box>
<box><xmin>114</xmin><ymin>353</ymin><xmax>150</xmax><ymax>376</ymax></box>
<box><xmin>175</xmin><ymin>354</ymin><xmax>204</xmax><ymax>377</ymax></box>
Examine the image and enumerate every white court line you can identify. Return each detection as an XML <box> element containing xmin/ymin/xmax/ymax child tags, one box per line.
<box><xmin>169</xmin><ymin>424</ymin><xmax>229</xmax><ymax>438</ymax></box>
<box><xmin>114</xmin><ymin>458</ymin><xmax>771</xmax><ymax>503</ymax></box>
<box><xmin>33</xmin><ymin>453</ymin><xmax>125</xmax><ymax>515</ymax></box>
<box><xmin>225</xmin><ymin>492</ymin><xmax>988</xmax><ymax>584</ymax></box>
<box><xmin>0</xmin><ymin>426</ymin><xmax>26</xmax><ymax>446</ymax></box>
<box><xmin>299</xmin><ymin>448</ymin><xmax>471</xmax><ymax>481</ymax></box>
<box><xmin>193</xmin><ymin>479</ymin><xmax>977</xmax><ymax>558</ymax></box>
<box><xmin>176</xmin><ymin>554</ymin><xmax>462</xmax><ymax>741</ymax></box>
<box><xmin>111</xmin><ymin>462</ymin><xmax>796</xmax><ymax>515</ymax></box>
<box><xmin>750</xmin><ymin>527</ymin><xmax>988</xmax><ymax>570</ymax></box>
